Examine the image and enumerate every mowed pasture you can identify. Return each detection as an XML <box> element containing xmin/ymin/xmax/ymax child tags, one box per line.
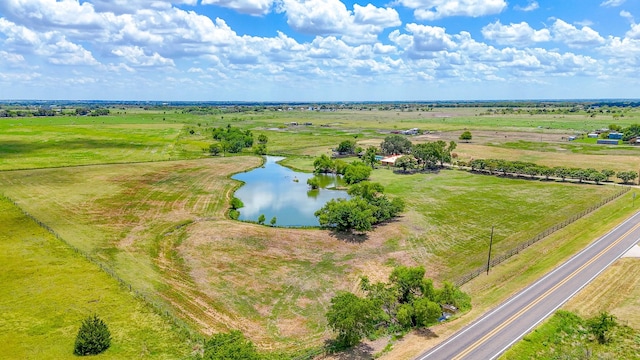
<box><xmin>565</xmin><ymin>258</ymin><xmax>640</xmax><ymax>328</ymax></box>
<box><xmin>0</xmin><ymin>196</ymin><xmax>192</xmax><ymax>359</ymax></box>
<box><xmin>1</xmin><ymin>106</ymin><xmax>639</xmax><ymax>354</ymax></box>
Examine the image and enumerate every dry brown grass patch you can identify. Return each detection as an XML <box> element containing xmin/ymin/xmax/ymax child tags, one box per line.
<box><xmin>563</xmin><ymin>258</ymin><xmax>640</xmax><ymax>329</ymax></box>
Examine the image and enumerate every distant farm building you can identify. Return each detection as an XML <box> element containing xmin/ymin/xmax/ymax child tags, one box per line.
<box><xmin>587</xmin><ymin>133</ymin><xmax>599</xmax><ymax>138</ymax></box>
<box><xmin>381</xmin><ymin>155</ymin><xmax>403</xmax><ymax>166</ymax></box>
<box><xmin>608</xmin><ymin>132</ymin><xmax>623</xmax><ymax>139</ymax></box>
<box><xmin>597</xmin><ymin>139</ymin><xmax>619</xmax><ymax>145</ymax></box>
<box><xmin>401</xmin><ymin>128</ymin><xmax>419</xmax><ymax>135</ymax></box>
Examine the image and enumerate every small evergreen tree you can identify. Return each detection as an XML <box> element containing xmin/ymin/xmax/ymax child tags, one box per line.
<box><xmin>74</xmin><ymin>314</ymin><xmax>111</xmax><ymax>356</ymax></box>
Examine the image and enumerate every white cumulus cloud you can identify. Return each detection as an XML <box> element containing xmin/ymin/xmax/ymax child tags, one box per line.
<box><xmin>551</xmin><ymin>19</ymin><xmax>605</xmax><ymax>48</ymax></box>
<box><xmin>391</xmin><ymin>23</ymin><xmax>457</xmax><ymax>59</ymax></box>
<box><xmin>280</xmin><ymin>0</ymin><xmax>400</xmax><ymax>43</ymax></box>
<box><xmin>397</xmin><ymin>0</ymin><xmax>507</xmax><ymax>21</ymax></box>
<box><xmin>0</xmin><ymin>18</ymin><xmax>99</xmax><ymax>66</ymax></box>
<box><xmin>353</xmin><ymin>4</ymin><xmax>401</xmax><ymax>26</ymax></box>
<box><xmin>202</xmin><ymin>0</ymin><xmax>276</xmax><ymax>16</ymax></box>
<box><xmin>111</xmin><ymin>46</ymin><xmax>176</xmax><ymax>67</ymax></box>
<box><xmin>90</xmin><ymin>0</ymin><xmax>197</xmax><ymax>14</ymax></box>
<box><xmin>627</xmin><ymin>23</ymin><xmax>640</xmax><ymax>39</ymax></box>
<box><xmin>482</xmin><ymin>21</ymin><xmax>551</xmax><ymax>46</ymax></box>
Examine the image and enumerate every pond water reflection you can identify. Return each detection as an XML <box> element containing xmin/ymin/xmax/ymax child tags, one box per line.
<box><xmin>231</xmin><ymin>156</ymin><xmax>349</xmax><ymax>227</ymax></box>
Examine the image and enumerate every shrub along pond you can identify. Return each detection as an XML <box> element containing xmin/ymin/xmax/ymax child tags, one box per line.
<box><xmin>232</xmin><ymin>156</ymin><xmax>349</xmax><ymax>227</ymax></box>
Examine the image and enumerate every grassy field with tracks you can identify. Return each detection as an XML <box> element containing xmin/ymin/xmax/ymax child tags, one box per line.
<box><xmin>1</xmin><ymin>105</ymin><xmax>639</xmax><ymax>356</ymax></box>
<box><xmin>0</xmin><ymin>196</ymin><xmax>193</xmax><ymax>359</ymax></box>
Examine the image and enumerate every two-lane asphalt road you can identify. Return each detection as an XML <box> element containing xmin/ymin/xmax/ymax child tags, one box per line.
<box><xmin>417</xmin><ymin>210</ymin><xmax>640</xmax><ymax>360</ymax></box>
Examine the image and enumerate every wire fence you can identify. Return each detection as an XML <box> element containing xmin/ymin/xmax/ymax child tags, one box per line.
<box><xmin>1</xmin><ymin>193</ymin><xmax>199</xmax><ymax>341</ymax></box>
<box><xmin>3</xmin><ymin>184</ymin><xmax>633</xmax><ymax>356</ymax></box>
<box><xmin>454</xmin><ymin>187</ymin><xmax>631</xmax><ymax>287</ymax></box>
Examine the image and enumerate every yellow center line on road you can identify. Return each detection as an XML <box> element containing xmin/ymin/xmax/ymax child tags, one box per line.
<box><xmin>451</xmin><ymin>221</ymin><xmax>640</xmax><ymax>360</ymax></box>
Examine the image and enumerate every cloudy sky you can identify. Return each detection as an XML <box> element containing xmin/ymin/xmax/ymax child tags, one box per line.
<box><xmin>1</xmin><ymin>0</ymin><xmax>639</xmax><ymax>101</ymax></box>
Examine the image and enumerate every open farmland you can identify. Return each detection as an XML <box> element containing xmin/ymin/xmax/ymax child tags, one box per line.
<box><xmin>1</xmin><ymin>104</ymin><xmax>639</xmax><ymax>356</ymax></box>
<box><xmin>0</xmin><ymin>196</ymin><xmax>192</xmax><ymax>359</ymax></box>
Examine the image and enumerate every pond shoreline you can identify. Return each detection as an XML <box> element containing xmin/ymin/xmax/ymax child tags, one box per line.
<box><xmin>230</xmin><ymin>155</ymin><xmax>349</xmax><ymax>227</ymax></box>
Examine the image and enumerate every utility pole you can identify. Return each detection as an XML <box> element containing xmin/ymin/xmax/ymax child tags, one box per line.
<box><xmin>487</xmin><ymin>225</ymin><xmax>494</xmax><ymax>275</ymax></box>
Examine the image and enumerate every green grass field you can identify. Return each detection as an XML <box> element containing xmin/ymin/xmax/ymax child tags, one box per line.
<box><xmin>370</xmin><ymin>168</ymin><xmax>622</xmax><ymax>280</ymax></box>
<box><xmin>0</xmin><ymin>196</ymin><xmax>193</xmax><ymax>359</ymax></box>
<box><xmin>500</xmin><ymin>310</ymin><xmax>639</xmax><ymax>360</ymax></box>
<box><xmin>1</xmin><ymin>106</ymin><xmax>639</xmax><ymax>356</ymax></box>
<box><xmin>0</xmin><ymin>156</ymin><xmax>624</xmax><ymax>351</ymax></box>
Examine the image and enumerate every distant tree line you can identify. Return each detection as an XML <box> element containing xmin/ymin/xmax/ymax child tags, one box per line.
<box><xmin>0</xmin><ymin>107</ymin><xmax>110</xmax><ymax>117</ymax></box>
<box><xmin>459</xmin><ymin>158</ymin><xmax>638</xmax><ymax>184</ymax></box>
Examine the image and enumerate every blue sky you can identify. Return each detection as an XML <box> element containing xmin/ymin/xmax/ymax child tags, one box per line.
<box><xmin>1</xmin><ymin>0</ymin><xmax>639</xmax><ymax>101</ymax></box>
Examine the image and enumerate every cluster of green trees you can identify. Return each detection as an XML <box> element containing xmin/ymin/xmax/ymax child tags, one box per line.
<box><xmin>326</xmin><ymin>266</ymin><xmax>471</xmax><ymax>348</ymax></box>
<box><xmin>253</xmin><ymin>134</ymin><xmax>268</xmax><ymax>155</ymax></box>
<box><xmin>619</xmin><ymin>123</ymin><xmax>640</xmax><ymax>141</ymax></box>
<box><xmin>88</xmin><ymin>108</ymin><xmax>110</xmax><ymax>116</ymax></box>
<box><xmin>413</xmin><ymin>140</ymin><xmax>457</xmax><ymax>169</ymax></box>
<box><xmin>228</xmin><ymin>197</ymin><xmax>244</xmax><ymax>220</ymax></box>
<box><xmin>317</xmin><ymin>135</ymin><xmax>459</xmax><ymax>176</ymax></box>
<box><xmin>257</xmin><ymin>214</ymin><xmax>277</xmax><ymax>226</ymax></box>
<box><xmin>380</xmin><ymin>134</ymin><xmax>413</xmax><ymax>155</ymax></box>
<box><xmin>336</xmin><ymin>139</ymin><xmax>357</xmax><ymax>154</ymax></box>
<box><xmin>314</xmin><ymin>182</ymin><xmax>404</xmax><ymax>233</ymax></box>
<box><xmin>378</xmin><ymin>135</ymin><xmax>456</xmax><ymax>172</ymax></box>
<box><xmin>313</xmin><ymin>155</ymin><xmax>372</xmax><ymax>185</ymax></box>
<box><xmin>74</xmin><ymin>107</ymin><xmax>110</xmax><ymax>116</ymax></box>
<box><xmin>209</xmin><ymin>125</ymin><xmax>256</xmax><ymax>155</ymax></box>
<box><xmin>461</xmin><ymin>158</ymin><xmax>638</xmax><ymax>184</ymax></box>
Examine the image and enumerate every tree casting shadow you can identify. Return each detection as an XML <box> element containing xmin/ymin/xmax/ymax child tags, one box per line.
<box><xmin>323</xmin><ymin>340</ymin><xmax>375</xmax><ymax>360</ymax></box>
<box><xmin>329</xmin><ymin>230</ymin><xmax>369</xmax><ymax>243</ymax></box>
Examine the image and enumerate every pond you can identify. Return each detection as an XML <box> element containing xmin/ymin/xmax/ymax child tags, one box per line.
<box><xmin>231</xmin><ymin>156</ymin><xmax>349</xmax><ymax>227</ymax></box>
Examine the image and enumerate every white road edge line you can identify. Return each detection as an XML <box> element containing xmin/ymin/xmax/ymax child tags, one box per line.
<box><xmin>491</xmin><ymin>233</ymin><xmax>640</xmax><ymax>360</ymax></box>
<box><xmin>417</xmin><ymin>210</ymin><xmax>640</xmax><ymax>359</ymax></box>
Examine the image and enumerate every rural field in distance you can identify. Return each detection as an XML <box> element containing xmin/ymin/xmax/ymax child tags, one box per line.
<box><xmin>1</xmin><ymin>101</ymin><xmax>638</xmax><ymax>359</ymax></box>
